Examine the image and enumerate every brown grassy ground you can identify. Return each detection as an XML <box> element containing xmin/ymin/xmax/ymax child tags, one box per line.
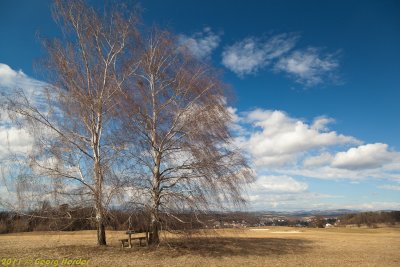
<box><xmin>0</xmin><ymin>226</ymin><xmax>399</xmax><ymax>266</ymax></box>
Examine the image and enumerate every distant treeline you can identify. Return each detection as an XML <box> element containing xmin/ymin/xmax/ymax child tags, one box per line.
<box><xmin>0</xmin><ymin>202</ymin><xmax>259</xmax><ymax>234</ymax></box>
<box><xmin>339</xmin><ymin>211</ymin><xmax>400</xmax><ymax>227</ymax></box>
<box><xmin>0</xmin><ymin>201</ymin><xmax>154</xmax><ymax>234</ymax></box>
<box><xmin>2</xmin><ymin>206</ymin><xmax>399</xmax><ymax>234</ymax></box>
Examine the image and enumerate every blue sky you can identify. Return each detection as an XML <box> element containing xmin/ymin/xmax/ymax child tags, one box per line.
<box><xmin>1</xmin><ymin>0</ymin><xmax>400</xmax><ymax>211</ymax></box>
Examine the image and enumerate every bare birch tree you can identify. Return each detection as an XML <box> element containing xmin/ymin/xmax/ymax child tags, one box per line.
<box><xmin>7</xmin><ymin>0</ymin><xmax>137</xmax><ymax>245</ymax></box>
<box><xmin>120</xmin><ymin>30</ymin><xmax>254</xmax><ymax>245</ymax></box>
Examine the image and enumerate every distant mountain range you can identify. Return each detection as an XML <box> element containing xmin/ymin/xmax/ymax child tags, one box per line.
<box><xmin>254</xmin><ymin>209</ymin><xmax>397</xmax><ymax>217</ymax></box>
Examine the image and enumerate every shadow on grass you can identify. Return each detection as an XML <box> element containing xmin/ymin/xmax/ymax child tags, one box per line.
<box><xmin>47</xmin><ymin>236</ymin><xmax>313</xmax><ymax>259</ymax></box>
<box><xmin>151</xmin><ymin>237</ymin><xmax>313</xmax><ymax>258</ymax></box>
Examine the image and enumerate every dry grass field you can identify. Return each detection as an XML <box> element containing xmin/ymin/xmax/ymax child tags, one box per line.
<box><xmin>1</xmin><ymin>226</ymin><xmax>399</xmax><ymax>266</ymax></box>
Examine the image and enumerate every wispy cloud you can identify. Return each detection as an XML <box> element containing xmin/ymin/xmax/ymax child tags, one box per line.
<box><xmin>221</xmin><ymin>33</ymin><xmax>298</xmax><ymax>76</ymax></box>
<box><xmin>303</xmin><ymin>152</ymin><xmax>333</xmax><ymax>168</ymax></box>
<box><xmin>379</xmin><ymin>184</ymin><xmax>400</xmax><ymax>191</ymax></box>
<box><xmin>274</xmin><ymin>48</ymin><xmax>340</xmax><ymax>86</ymax></box>
<box><xmin>247</xmin><ymin>174</ymin><xmax>311</xmax><ymax>210</ymax></box>
<box><xmin>178</xmin><ymin>27</ymin><xmax>221</xmax><ymax>59</ymax></box>
<box><xmin>221</xmin><ymin>33</ymin><xmax>341</xmax><ymax>87</ymax></box>
<box><xmin>251</xmin><ymin>175</ymin><xmax>308</xmax><ymax>193</ymax></box>
<box><xmin>248</xmin><ymin>191</ymin><xmax>340</xmax><ymax>211</ymax></box>
<box><xmin>221</xmin><ymin>38</ymin><xmax>267</xmax><ymax>76</ymax></box>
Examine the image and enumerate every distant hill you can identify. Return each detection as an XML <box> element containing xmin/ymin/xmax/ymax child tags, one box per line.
<box><xmin>339</xmin><ymin>211</ymin><xmax>400</xmax><ymax>226</ymax></box>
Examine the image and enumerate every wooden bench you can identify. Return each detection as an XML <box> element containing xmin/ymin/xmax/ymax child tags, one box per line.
<box><xmin>120</xmin><ymin>231</ymin><xmax>148</xmax><ymax>248</ymax></box>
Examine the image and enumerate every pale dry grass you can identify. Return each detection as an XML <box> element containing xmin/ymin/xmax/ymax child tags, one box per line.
<box><xmin>0</xmin><ymin>226</ymin><xmax>399</xmax><ymax>266</ymax></box>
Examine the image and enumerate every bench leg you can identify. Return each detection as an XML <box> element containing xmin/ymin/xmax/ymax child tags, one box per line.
<box><xmin>121</xmin><ymin>240</ymin><xmax>128</xmax><ymax>248</ymax></box>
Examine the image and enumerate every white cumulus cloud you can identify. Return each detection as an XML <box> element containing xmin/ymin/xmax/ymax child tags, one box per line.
<box><xmin>241</xmin><ymin>109</ymin><xmax>359</xmax><ymax>167</ymax></box>
<box><xmin>228</xmin><ymin>106</ymin><xmax>400</xmax><ymax>210</ymax></box>
<box><xmin>331</xmin><ymin>143</ymin><xmax>398</xmax><ymax>170</ymax></box>
<box><xmin>0</xmin><ymin>63</ymin><xmax>26</xmax><ymax>86</ymax></box>
<box><xmin>0</xmin><ymin>63</ymin><xmax>46</xmax><ymax>92</ymax></box>
<box><xmin>0</xmin><ymin>63</ymin><xmax>49</xmax><ymax>160</ymax></box>
<box><xmin>0</xmin><ymin>128</ymin><xmax>33</xmax><ymax>160</ymax></box>
<box><xmin>230</xmin><ymin>106</ymin><xmax>400</xmax><ymax>185</ymax></box>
